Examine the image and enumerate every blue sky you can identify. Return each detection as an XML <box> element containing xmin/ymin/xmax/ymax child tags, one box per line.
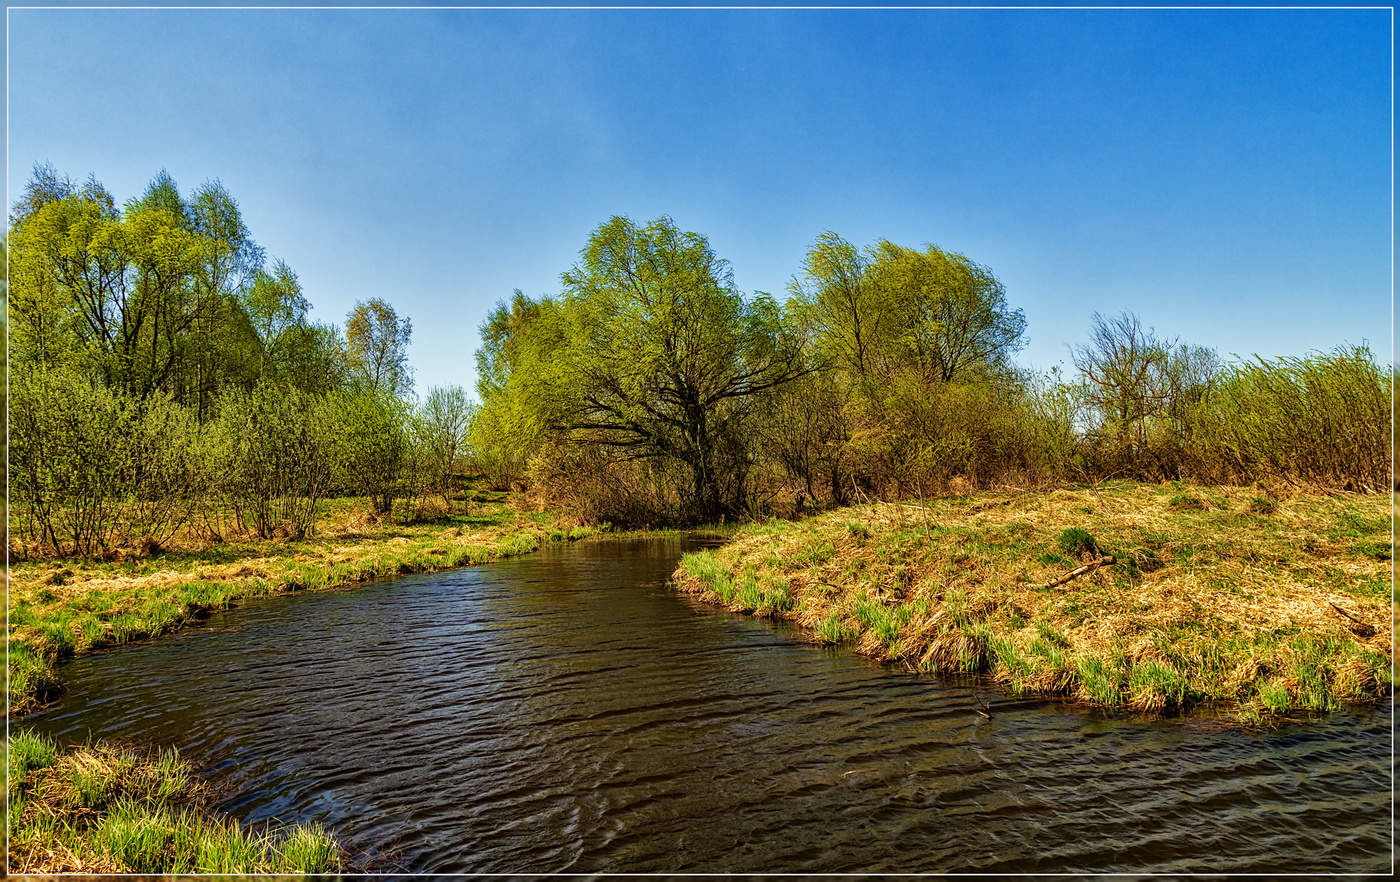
<box><xmin>7</xmin><ymin>7</ymin><xmax>1392</xmax><ymax>394</ymax></box>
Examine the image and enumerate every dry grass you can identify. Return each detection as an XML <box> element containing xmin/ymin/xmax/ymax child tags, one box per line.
<box><xmin>675</xmin><ymin>481</ymin><xmax>1393</xmax><ymax>721</ymax></box>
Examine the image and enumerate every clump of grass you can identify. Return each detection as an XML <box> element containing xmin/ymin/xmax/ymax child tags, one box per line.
<box><xmin>1127</xmin><ymin>660</ymin><xmax>1189</xmax><ymax>711</ymax></box>
<box><xmin>1075</xmin><ymin>656</ymin><xmax>1123</xmax><ymax>706</ymax></box>
<box><xmin>853</xmin><ymin>595</ymin><xmax>909</xmax><ymax>650</ymax></box>
<box><xmin>7</xmin><ymin>733</ymin><xmax>341</xmax><ymax>875</ymax></box>
<box><xmin>816</xmin><ymin>611</ymin><xmax>858</xmax><ymax>645</ymax></box>
<box><xmin>1247</xmin><ymin>496</ymin><xmax>1279</xmax><ymax>515</ymax></box>
<box><xmin>1257</xmin><ymin>679</ymin><xmax>1291</xmax><ymax>714</ymax></box>
<box><xmin>1167</xmin><ymin>492</ymin><xmax>1209</xmax><ymax>511</ymax></box>
<box><xmin>1056</xmin><ymin>527</ymin><xmax>1100</xmax><ymax>558</ymax></box>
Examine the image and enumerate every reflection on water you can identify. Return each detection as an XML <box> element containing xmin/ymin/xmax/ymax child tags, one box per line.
<box><xmin>29</xmin><ymin>537</ymin><xmax>1392</xmax><ymax>872</ymax></box>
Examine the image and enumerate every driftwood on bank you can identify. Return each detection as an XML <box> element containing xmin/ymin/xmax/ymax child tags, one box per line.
<box><xmin>1046</xmin><ymin>556</ymin><xmax>1115</xmax><ymax>588</ymax></box>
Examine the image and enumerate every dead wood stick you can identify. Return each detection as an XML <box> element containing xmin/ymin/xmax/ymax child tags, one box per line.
<box><xmin>1328</xmin><ymin>602</ymin><xmax>1377</xmax><ymax>637</ymax></box>
<box><xmin>1046</xmin><ymin>556</ymin><xmax>1115</xmax><ymax>588</ymax></box>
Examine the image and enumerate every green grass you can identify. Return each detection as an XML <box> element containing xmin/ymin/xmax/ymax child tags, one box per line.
<box><xmin>815</xmin><ymin>611</ymin><xmax>859</xmax><ymax>645</ymax></box>
<box><xmin>674</xmin><ymin>482</ymin><xmax>1393</xmax><ymax>722</ymax></box>
<box><xmin>7</xmin><ymin>734</ymin><xmax>341</xmax><ymax>874</ymax></box>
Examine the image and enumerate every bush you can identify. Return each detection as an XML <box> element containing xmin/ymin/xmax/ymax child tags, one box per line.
<box><xmin>333</xmin><ymin>385</ymin><xmax>415</xmax><ymax>516</ymax></box>
<box><xmin>10</xmin><ymin>367</ymin><xmax>212</xmax><ymax>557</ymax></box>
<box><xmin>214</xmin><ymin>384</ymin><xmax>339</xmax><ymax>538</ymax></box>
<box><xmin>1057</xmin><ymin>527</ymin><xmax>1100</xmax><ymax>558</ymax></box>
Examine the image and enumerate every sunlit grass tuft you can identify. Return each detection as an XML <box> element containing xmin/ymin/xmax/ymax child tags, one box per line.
<box><xmin>7</xmin><ymin>733</ymin><xmax>341</xmax><ymax>875</ymax></box>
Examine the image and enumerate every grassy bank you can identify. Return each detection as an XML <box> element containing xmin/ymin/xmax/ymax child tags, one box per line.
<box><xmin>675</xmin><ymin>482</ymin><xmax>1393</xmax><ymax>722</ymax></box>
<box><xmin>8</xmin><ymin>494</ymin><xmax>594</xmax><ymax>715</ymax></box>
<box><xmin>7</xmin><ymin>731</ymin><xmax>339</xmax><ymax>874</ymax></box>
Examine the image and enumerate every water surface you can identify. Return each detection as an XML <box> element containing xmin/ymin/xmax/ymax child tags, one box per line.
<box><xmin>31</xmin><ymin>537</ymin><xmax>1393</xmax><ymax>872</ymax></box>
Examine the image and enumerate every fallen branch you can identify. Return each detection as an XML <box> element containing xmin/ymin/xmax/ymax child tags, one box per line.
<box><xmin>1046</xmin><ymin>556</ymin><xmax>1115</xmax><ymax>588</ymax></box>
<box><xmin>1327</xmin><ymin>602</ymin><xmax>1377</xmax><ymax>638</ymax></box>
<box><xmin>885</xmin><ymin>502</ymin><xmax>932</xmax><ymax>512</ymax></box>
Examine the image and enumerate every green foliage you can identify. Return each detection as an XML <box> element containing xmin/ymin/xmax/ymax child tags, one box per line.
<box><xmin>9</xmin><ymin>161</ymin><xmax>1390</xmax><ymax>564</ymax></box>
<box><xmin>1056</xmin><ymin>527</ymin><xmax>1100</xmax><ymax>558</ymax></box>
<box><xmin>1192</xmin><ymin>346</ymin><xmax>1389</xmax><ymax>490</ymax></box>
<box><xmin>7</xmin><ymin>165</ymin><xmax>430</xmax><ymax>556</ymax></box>
<box><xmin>334</xmin><ymin>385</ymin><xmax>419</xmax><ymax>517</ymax></box>
<box><xmin>418</xmin><ymin>385</ymin><xmax>475</xmax><ymax>505</ymax></box>
<box><xmin>8</xmin><ymin>730</ymin><xmax>59</xmax><ymax>783</ymax></box>
<box><xmin>816</xmin><ymin>611</ymin><xmax>858</xmax><ymax>644</ymax></box>
<box><xmin>214</xmin><ymin>384</ymin><xmax>340</xmax><ymax>537</ymax></box>
<box><xmin>345</xmin><ymin>297</ymin><xmax>413</xmax><ymax>396</ymax></box>
<box><xmin>1127</xmin><ymin>660</ymin><xmax>1189</xmax><ymax>710</ymax></box>
<box><xmin>475</xmin><ymin>216</ymin><xmax>805</xmax><ymax>522</ymax></box>
<box><xmin>1075</xmin><ymin>656</ymin><xmax>1123</xmax><ymax>706</ymax></box>
<box><xmin>10</xmin><ymin>366</ymin><xmax>215</xmax><ymax>556</ymax></box>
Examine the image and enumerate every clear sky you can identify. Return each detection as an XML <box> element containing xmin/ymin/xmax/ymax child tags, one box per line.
<box><xmin>7</xmin><ymin>6</ymin><xmax>1392</xmax><ymax>395</ymax></box>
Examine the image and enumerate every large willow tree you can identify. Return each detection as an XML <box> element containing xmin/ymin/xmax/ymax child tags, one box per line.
<box><xmin>476</xmin><ymin>216</ymin><xmax>805</xmax><ymax>520</ymax></box>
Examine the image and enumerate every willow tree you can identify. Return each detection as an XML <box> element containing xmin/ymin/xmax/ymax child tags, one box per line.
<box><xmin>552</xmin><ymin>215</ymin><xmax>805</xmax><ymax>520</ymax></box>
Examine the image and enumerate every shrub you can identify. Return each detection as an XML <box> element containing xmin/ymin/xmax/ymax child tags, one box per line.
<box><xmin>1190</xmin><ymin>346</ymin><xmax>1389</xmax><ymax>490</ymax></box>
<box><xmin>214</xmin><ymin>384</ymin><xmax>339</xmax><ymax>538</ymax></box>
<box><xmin>10</xmin><ymin>367</ymin><xmax>213</xmax><ymax>556</ymax></box>
<box><xmin>1057</xmin><ymin>527</ymin><xmax>1100</xmax><ymax>558</ymax></box>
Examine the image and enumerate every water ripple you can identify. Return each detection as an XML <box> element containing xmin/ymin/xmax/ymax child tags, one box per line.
<box><xmin>28</xmin><ymin>536</ymin><xmax>1393</xmax><ymax>873</ymax></box>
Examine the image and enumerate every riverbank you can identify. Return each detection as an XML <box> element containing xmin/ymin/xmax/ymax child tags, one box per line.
<box><xmin>674</xmin><ymin>482</ymin><xmax>1393</xmax><ymax>722</ymax></box>
<box><xmin>6</xmin><ymin>732</ymin><xmax>340</xmax><ymax>873</ymax></box>
<box><xmin>8</xmin><ymin>495</ymin><xmax>594</xmax><ymax>715</ymax></box>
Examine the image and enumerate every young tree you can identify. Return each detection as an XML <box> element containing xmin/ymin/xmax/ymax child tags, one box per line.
<box><xmin>243</xmin><ymin>259</ymin><xmax>309</xmax><ymax>379</ymax></box>
<box><xmin>186</xmin><ymin>179</ymin><xmax>265</xmax><ymax>415</ymax></box>
<box><xmin>418</xmin><ymin>385</ymin><xmax>475</xmax><ymax>506</ymax></box>
<box><xmin>346</xmin><ymin>297</ymin><xmax>413</xmax><ymax>395</ymax></box>
<box><xmin>11</xmin><ymin>161</ymin><xmax>77</xmax><ymax>224</ymax></box>
<box><xmin>1071</xmin><ymin>311</ymin><xmax>1184</xmax><ymax>459</ymax></box>
<box><xmin>335</xmin><ymin>385</ymin><xmax>414</xmax><ymax>516</ymax></box>
<box><xmin>791</xmin><ymin>231</ymin><xmax>883</xmax><ymax>378</ymax></box>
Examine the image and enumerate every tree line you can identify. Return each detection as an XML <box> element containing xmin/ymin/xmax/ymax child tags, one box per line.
<box><xmin>472</xmin><ymin>216</ymin><xmax>1390</xmax><ymax>523</ymax></box>
<box><xmin>9</xmin><ymin>164</ymin><xmax>1390</xmax><ymax>551</ymax></box>
<box><xmin>9</xmin><ymin>164</ymin><xmax>472</xmax><ymax>557</ymax></box>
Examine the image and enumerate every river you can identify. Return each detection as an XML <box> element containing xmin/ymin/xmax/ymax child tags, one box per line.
<box><xmin>28</xmin><ymin>536</ymin><xmax>1393</xmax><ymax>872</ymax></box>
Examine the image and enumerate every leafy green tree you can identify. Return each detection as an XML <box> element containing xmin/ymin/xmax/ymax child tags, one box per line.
<box><xmin>790</xmin><ymin>231</ymin><xmax>883</xmax><ymax>378</ymax></box>
<box><xmin>214</xmin><ymin>384</ymin><xmax>340</xmax><ymax>538</ymax></box>
<box><xmin>185</xmin><ymin>179</ymin><xmax>265</xmax><ymax>414</ymax></box>
<box><xmin>11</xmin><ymin>161</ymin><xmax>81</xmax><ymax>224</ymax></box>
<box><xmin>551</xmin><ymin>215</ymin><xmax>805</xmax><ymax>520</ymax></box>
<box><xmin>8</xmin><ymin>170</ymin><xmax>267</xmax><ymax>405</ymax></box>
<box><xmin>346</xmin><ymin>297</ymin><xmax>413</xmax><ymax>395</ymax></box>
<box><xmin>335</xmin><ymin>386</ymin><xmax>415</xmax><ymax>515</ymax></box>
<box><xmin>243</xmin><ymin>260</ymin><xmax>310</xmax><ymax>379</ymax></box>
<box><xmin>274</xmin><ymin>321</ymin><xmax>351</xmax><ymax>395</ymax></box>
<box><xmin>866</xmin><ymin>241</ymin><xmax>1027</xmax><ymax>383</ymax></box>
<box><xmin>469</xmin><ymin>291</ymin><xmax>568</xmax><ymax>487</ymax></box>
<box><xmin>418</xmin><ymin>386</ymin><xmax>475</xmax><ymax>507</ymax></box>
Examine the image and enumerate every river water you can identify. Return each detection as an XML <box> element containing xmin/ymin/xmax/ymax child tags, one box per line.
<box><xmin>27</xmin><ymin>537</ymin><xmax>1393</xmax><ymax>873</ymax></box>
